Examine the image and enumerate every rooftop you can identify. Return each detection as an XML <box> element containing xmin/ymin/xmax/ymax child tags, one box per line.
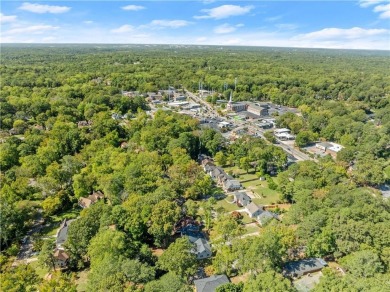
<box><xmin>283</xmin><ymin>258</ymin><xmax>327</xmax><ymax>278</ymax></box>
<box><xmin>194</xmin><ymin>275</ymin><xmax>230</xmax><ymax>292</ymax></box>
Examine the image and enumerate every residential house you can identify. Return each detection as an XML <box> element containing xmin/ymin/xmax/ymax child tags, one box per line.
<box><xmin>210</xmin><ymin>167</ymin><xmax>224</xmax><ymax>180</ymax></box>
<box><xmin>183</xmin><ymin>229</ymin><xmax>212</xmax><ymax>260</ymax></box>
<box><xmin>194</xmin><ymin>275</ymin><xmax>230</xmax><ymax>292</ymax></box>
<box><xmin>257</xmin><ymin>210</ymin><xmax>279</xmax><ymax>226</ymax></box>
<box><xmin>78</xmin><ymin>191</ymin><xmax>104</xmax><ymax>209</ymax></box>
<box><xmin>192</xmin><ymin>238</ymin><xmax>212</xmax><ymax>260</ymax></box>
<box><xmin>245</xmin><ymin>202</ymin><xmax>264</xmax><ymax>218</ymax></box>
<box><xmin>56</xmin><ymin>219</ymin><xmax>75</xmax><ymax>249</ymax></box>
<box><xmin>223</xmin><ymin>180</ymin><xmax>241</xmax><ymax>192</ymax></box>
<box><xmin>217</xmin><ymin>173</ymin><xmax>233</xmax><ymax>186</ymax></box>
<box><xmin>283</xmin><ymin>258</ymin><xmax>327</xmax><ymax>279</ymax></box>
<box><xmin>233</xmin><ymin>192</ymin><xmax>251</xmax><ymax>207</ymax></box>
<box><xmin>53</xmin><ymin>249</ymin><xmax>69</xmax><ymax>269</ymax></box>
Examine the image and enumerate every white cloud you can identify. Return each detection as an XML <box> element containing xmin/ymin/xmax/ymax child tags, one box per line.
<box><xmin>295</xmin><ymin>27</ymin><xmax>388</xmax><ymax>40</ymax></box>
<box><xmin>19</xmin><ymin>2</ymin><xmax>70</xmax><ymax>14</ymax></box>
<box><xmin>121</xmin><ymin>5</ymin><xmax>145</xmax><ymax>11</ymax></box>
<box><xmin>111</xmin><ymin>25</ymin><xmax>134</xmax><ymax>33</ymax></box>
<box><xmin>195</xmin><ymin>5</ymin><xmax>253</xmax><ymax>20</ymax></box>
<box><xmin>265</xmin><ymin>15</ymin><xmax>283</xmax><ymax>22</ymax></box>
<box><xmin>359</xmin><ymin>1</ymin><xmax>390</xmax><ymax>19</ymax></box>
<box><xmin>5</xmin><ymin>25</ymin><xmax>59</xmax><ymax>35</ymax></box>
<box><xmin>213</xmin><ymin>23</ymin><xmax>244</xmax><ymax>34</ymax></box>
<box><xmin>149</xmin><ymin>20</ymin><xmax>192</xmax><ymax>29</ymax></box>
<box><xmin>0</xmin><ymin>13</ymin><xmax>17</xmax><ymax>23</ymax></box>
<box><xmin>359</xmin><ymin>0</ymin><xmax>385</xmax><ymax>8</ymax></box>
<box><xmin>374</xmin><ymin>4</ymin><xmax>390</xmax><ymax>18</ymax></box>
<box><xmin>83</xmin><ymin>20</ymin><xmax>94</xmax><ymax>24</ymax></box>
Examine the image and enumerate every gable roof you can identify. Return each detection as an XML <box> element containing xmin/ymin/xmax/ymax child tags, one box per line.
<box><xmin>257</xmin><ymin>210</ymin><xmax>278</xmax><ymax>225</ymax></box>
<box><xmin>224</xmin><ymin>180</ymin><xmax>241</xmax><ymax>189</ymax></box>
<box><xmin>193</xmin><ymin>238</ymin><xmax>211</xmax><ymax>255</ymax></box>
<box><xmin>283</xmin><ymin>258</ymin><xmax>327</xmax><ymax>278</ymax></box>
<box><xmin>194</xmin><ymin>275</ymin><xmax>230</xmax><ymax>292</ymax></box>
<box><xmin>246</xmin><ymin>202</ymin><xmax>262</xmax><ymax>215</ymax></box>
<box><xmin>53</xmin><ymin>249</ymin><xmax>69</xmax><ymax>261</ymax></box>
<box><xmin>234</xmin><ymin>192</ymin><xmax>251</xmax><ymax>206</ymax></box>
<box><xmin>79</xmin><ymin>191</ymin><xmax>104</xmax><ymax>208</ymax></box>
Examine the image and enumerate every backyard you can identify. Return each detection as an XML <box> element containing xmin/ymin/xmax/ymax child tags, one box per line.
<box><xmin>224</xmin><ymin>166</ymin><xmax>281</xmax><ymax>205</ymax></box>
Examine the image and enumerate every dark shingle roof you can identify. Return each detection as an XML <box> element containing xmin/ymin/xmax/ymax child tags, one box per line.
<box><xmin>194</xmin><ymin>275</ymin><xmax>230</xmax><ymax>292</ymax></box>
<box><xmin>283</xmin><ymin>258</ymin><xmax>327</xmax><ymax>278</ymax></box>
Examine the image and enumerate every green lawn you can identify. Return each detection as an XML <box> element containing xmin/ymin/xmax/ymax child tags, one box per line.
<box><xmin>215</xmin><ymin>199</ymin><xmax>242</xmax><ymax>213</ymax></box>
<box><xmin>76</xmin><ymin>270</ymin><xmax>89</xmax><ymax>292</ymax></box>
<box><xmin>243</xmin><ymin>224</ymin><xmax>261</xmax><ymax>235</ymax></box>
<box><xmin>29</xmin><ymin>260</ymin><xmax>49</xmax><ymax>279</ymax></box>
<box><xmin>242</xmin><ymin>180</ymin><xmax>280</xmax><ymax>205</ymax></box>
<box><xmin>240</xmin><ymin>212</ymin><xmax>255</xmax><ymax>224</ymax></box>
<box><xmin>41</xmin><ymin>209</ymin><xmax>80</xmax><ymax>237</ymax></box>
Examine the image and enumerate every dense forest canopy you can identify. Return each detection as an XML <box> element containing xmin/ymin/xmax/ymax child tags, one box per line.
<box><xmin>0</xmin><ymin>45</ymin><xmax>389</xmax><ymax>291</ymax></box>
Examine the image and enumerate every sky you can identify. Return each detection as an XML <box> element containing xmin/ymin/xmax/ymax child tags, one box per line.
<box><xmin>1</xmin><ymin>1</ymin><xmax>389</xmax><ymax>50</ymax></box>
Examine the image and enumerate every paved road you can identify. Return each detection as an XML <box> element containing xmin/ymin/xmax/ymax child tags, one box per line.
<box><xmin>13</xmin><ymin>210</ymin><xmax>44</xmax><ymax>266</ymax></box>
<box><xmin>185</xmin><ymin>89</ymin><xmax>313</xmax><ymax>162</ymax></box>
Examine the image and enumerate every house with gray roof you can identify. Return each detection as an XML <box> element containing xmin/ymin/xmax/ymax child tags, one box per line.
<box><xmin>257</xmin><ymin>210</ymin><xmax>279</xmax><ymax>226</ymax></box>
<box><xmin>233</xmin><ymin>191</ymin><xmax>251</xmax><ymax>207</ymax></box>
<box><xmin>283</xmin><ymin>258</ymin><xmax>327</xmax><ymax>278</ymax></box>
<box><xmin>194</xmin><ymin>274</ymin><xmax>230</xmax><ymax>292</ymax></box>
<box><xmin>223</xmin><ymin>179</ymin><xmax>241</xmax><ymax>192</ymax></box>
<box><xmin>245</xmin><ymin>202</ymin><xmax>263</xmax><ymax>218</ymax></box>
<box><xmin>192</xmin><ymin>238</ymin><xmax>212</xmax><ymax>260</ymax></box>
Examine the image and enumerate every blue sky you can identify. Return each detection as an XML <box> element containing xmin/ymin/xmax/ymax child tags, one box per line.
<box><xmin>1</xmin><ymin>1</ymin><xmax>389</xmax><ymax>49</ymax></box>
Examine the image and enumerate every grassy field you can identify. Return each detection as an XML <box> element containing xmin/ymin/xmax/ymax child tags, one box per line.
<box><xmin>29</xmin><ymin>260</ymin><xmax>49</xmax><ymax>279</ymax></box>
<box><xmin>242</xmin><ymin>180</ymin><xmax>280</xmax><ymax>205</ymax></box>
<box><xmin>240</xmin><ymin>212</ymin><xmax>255</xmax><ymax>224</ymax></box>
<box><xmin>223</xmin><ymin>165</ymin><xmax>281</xmax><ymax>205</ymax></box>
<box><xmin>41</xmin><ymin>209</ymin><xmax>80</xmax><ymax>237</ymax></box>
<box><xmin>243</xmin><ymin>224</ymin><xmax>261</xmax><ymax>235</ymax></box>
<box><xmin>75</xmin><ymin>270</ymin><xmax>89</xmax><ymax>292</ymax></box>
<box><xmin>215</xmin><ymin>199</ymin><xmax>242</xmax><ymax>213</ymax></box>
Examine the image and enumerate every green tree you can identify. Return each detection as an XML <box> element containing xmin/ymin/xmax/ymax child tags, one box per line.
<box><xmin>340</xmin><ymin>250</ymin><xmax>384</xmax><ymax>278</ymax></box>
<box><xmin>37</xmin><ymin>272</ymin><xmax>77</xmax><ymax>292</ymax></box>
<box><xmin>295</xmin><ymin>130</ymin><xmax>317</xmax><ymax>147</ymax></box>
<box><xmin>214</xmin><ymin>151</ymin><xmax>227</xmax><ymax>166</ymax></box>
<box><xmin>148</xmin><ymin>200</ymin><xmax>181</xmax><ymax>247</ymax></box>
<box><xmin>240</xmin><ymin>157</ymin><xmax>251</xmax><ymax>173</ymax></box>
<box><xmin>211</xmin><ymin>214</ymin><xmax>244</xmax><ymax>244</ymax></box>
<box><xmin>158</xmin><ymin>237</ymin><xmax>197</xmax><ymax>279</ymax></box>
<box><xmin>41</xmin><ymin>195</ymin><xmax>62</xmax><ymax>216</ymax></box>
<box><xmin>38</xmin><ymin>240</ymin><xmax>56</xmax><ymax>271</ymax></box>
<box><xmin>144</xmin><ymin>272</ymin><xmax>192</xmax><ymax>292</ymax></box>
<box><xmin>0</xmin><ymin>264</ymin><xmax>39</xmax><ymax>292</ymax></box>
<box><xmin>263</xmin><ymin>131</ymin><xmax>276</xmax><ymax>143</ymax></box>
<box><xmin>244</xmin><ymin>271</ymin><xmax>296</xmax><ymax>292</ymax></box>
<box><xmin>217</xmin><ymin>282</ymin><xmax>244</xmax><ymax>292</ymax></box>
